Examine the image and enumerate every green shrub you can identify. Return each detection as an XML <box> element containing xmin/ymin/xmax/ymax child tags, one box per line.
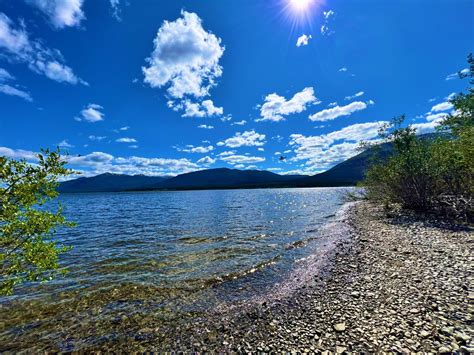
<box><xmin>363</xmin><ymin>54</ymin><xmax>473</xmax><ymax>222</ymax></box>
<box><xmin>0</xmin><ymin>149</ymin><xmax>75</xmax><ymax>295</ymax></box>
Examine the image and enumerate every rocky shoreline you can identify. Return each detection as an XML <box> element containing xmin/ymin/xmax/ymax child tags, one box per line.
<box><xmin>150</xmin><ymin>201</ymin><xmax>473</xmax><ymax>352</ymax></box>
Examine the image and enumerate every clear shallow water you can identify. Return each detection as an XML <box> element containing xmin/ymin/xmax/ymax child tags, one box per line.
<box><xmin>1</xmin><ymin>187</ymin><xmax>353</xmax><ymax>351</ymax></box>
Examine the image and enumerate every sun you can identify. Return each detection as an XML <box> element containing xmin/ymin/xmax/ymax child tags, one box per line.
<box><xmin>289</xmin><ymin>0</ymin><xmax>314</xmax><ymax>12</ymax></box>
<box><xmin>280</xmin><ymin>0</ymin><xmax>323</xmax><ymax>29</ymax></box>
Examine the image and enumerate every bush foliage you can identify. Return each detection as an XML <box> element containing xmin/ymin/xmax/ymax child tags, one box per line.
<box><xmin>0</xmin><ymin>149</ymin><xmax>74</xmax><ymax>295</ymax></box>
<box><xmin>363</xmin><ymin>54</ymin><xmax>473</xmax><ymax>222</ymax></box>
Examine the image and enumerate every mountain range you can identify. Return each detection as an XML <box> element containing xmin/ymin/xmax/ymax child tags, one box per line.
<box><xmin>59</xmin><ymin>140</ymin><xmax>396</xmax><ymax>193</ymax></box>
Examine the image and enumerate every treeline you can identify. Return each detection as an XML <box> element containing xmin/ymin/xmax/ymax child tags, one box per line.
<box><xmin>362</xmin><ymin>54</ymin><xmax>473</xmax><ymax>223</ymax></box>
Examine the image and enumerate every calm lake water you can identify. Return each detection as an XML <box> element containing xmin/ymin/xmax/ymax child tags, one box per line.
<box><xmin>1</xmin><ymin>187</ymin><xmax>353</xmax><ymax>351</ymax></box>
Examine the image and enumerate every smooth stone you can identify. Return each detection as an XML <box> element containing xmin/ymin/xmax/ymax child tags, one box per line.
<box><xmin>334</xmin><ymin>323</ymin><xmax>346</xmax><ymax>332</ymax></box>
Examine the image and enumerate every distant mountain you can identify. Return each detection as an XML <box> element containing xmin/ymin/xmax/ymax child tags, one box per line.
<box><xmin>152</xmin><ymin>168</ymin><xmax>305</xmax><ymax>190</ymax></box>
<box><xmin>293</xmin><ymin>141</ymin><xmax>394</xmax><ymax>187</ymax></box>
<box><xmin>294</xmin><ymin>132</ymin><xmax>442</xmax><ymax>187</ymax></box>
<box><xmin>58</xmin><ymin>173</ymin><xmax>168</xmax><ymax>193</ymax></box>
<box><xmin>58</xmin><ymin>134</ymin><xmax>443</xmax><ymax>193</ymax></box>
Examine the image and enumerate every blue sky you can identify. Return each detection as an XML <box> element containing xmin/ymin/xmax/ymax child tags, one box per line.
<box><xmin>0</xmin><ymin>0</ymin><xmax>472</xmax><ymax>177</ymax></box>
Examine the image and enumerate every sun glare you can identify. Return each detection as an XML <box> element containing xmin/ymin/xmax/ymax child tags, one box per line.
<box><xmin>290</xmin><ymin>0</ymin><xmax>313</xmax><ymax>12</ymax></box>
<box><xmin>282</xmin><ymin>0</ymin><xmax>322</xmax><ymax>28</ymax></box>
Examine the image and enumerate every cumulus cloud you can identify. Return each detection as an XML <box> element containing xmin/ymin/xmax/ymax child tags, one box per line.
<box><xmin>0</xmin><ymin>146</ymin><xmax>207</xmax><ymax>177</ymax></box>
<box><xmin>0</xmin><ymin>146</ymin><xmax>37</xmax><ymax>160</ymax></box>
<box><xmin>309</xmin><ymin>101</ymin><xmax>368</xmax><ymax>122</ymax></box>
<box><xmin>425</xmin><ymin>112</ymin><xmax>448</xmax><ymax>122</ymax></box>
<box><xmin>344</xmin><ymin>91</ymin><xmax>364</xmax><ymax>100</ymax></box>
<box><xmin>218</xmin><ymin>130</ymin><xmax>266</xmax><ymax>148</ymax></box>
<box><xmin>25</xmin><ymin>0</ymin><xmax>85</xmax><ymax>28</ymax></box>
<box><xmin>296</xmin><ymin>34</ymin><xmax>312</xmax><ymax>47</ymax></box>
<box><xmin>197</xmin><ymin>156</ymin><xmax>216</xmax><ymax>165</ymax></box>
<box><xmin>75</xmin><ymin>104</ymin><xmax>105</xmax><ymax>122</ymax></box>
<box><xmin>177</xmin><ymin>99</ymin><xmax>223</xmax><ymax>118</ymax></box>
<box><xmin>289</xmin><ymin>121</ymin><xmax>387</xmax><ymax>173</ymax></box>
<box><xmin>0</xmin><ymin>13</ymin><xmax>86</xmax><ymax>84</ymax></box>
<box><xmin>258</xmin><ymin>87</ymin><xmax>319</xmax><ymax>122</ymax></box>
<box><xmin>430</xmin><ymin>101</ymin><xmax>453</xmax><ymax>112</ymax></box>
<box><xmin>178</xmin><ymin>144</ymin><xmax>214</xmax><ymax>154</ymax></box>
<box><xmin>218</xmin><ymin>150</ymin><xmax>236</xmax><ymax>156</ymax></box>
<box><xmin>220</xmin><ymin>154</ymin><xmax>266</xmax><ymax>165</ymax></box>
<box><xmin>58</xmin><ymin>139</ymin><xmax>74</xmax><ymax>148</ymax></box>
<box><xmin>411</xmin><ymin>121</ymin><xmax>441</xmax><ymax>135</ymax></box>
<box><xmin>411</xmin><ymin>97</ymin><xmax>454</xmax><ymax>134</ymax></box>
<box><xmin>143</xmin><ymin>11</ymin><xmax>225</xmax><ymax>116</ymax></box>
<box><xmin>116</xmin><ymin>137</ymin><xmax>137</xmax><ymax>143</ymax></box>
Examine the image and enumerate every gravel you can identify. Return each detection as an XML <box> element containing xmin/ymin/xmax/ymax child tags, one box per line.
<box><xmin>152</xmin><ymin>201</ymin><xmax>473</xmax><ymax>352</ymax></box>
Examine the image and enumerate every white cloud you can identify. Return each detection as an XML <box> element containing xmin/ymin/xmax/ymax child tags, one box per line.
<box><xmin>88</xmin><ymin>135</ymin><xmax>107</xmax><ymax>141</ymax></box>
<box><xmin>0</xmin><ymin>146</ymin><xmax>206</xmax><ymax>177</ymax></box>
<box><xmin>289</xmin><ymin>121</ymin><xmax>387</xmax><ymax>173</ymax></box>
<box><xmin>75</xmin><ymin>104</ymin><xmax>105</xmax><ymax>122</ymax></box>
<box><xmin>258</xmin><ymin>87</ymin><xmax>319</xmax><ymax>122</ymax></box>
<box><xmin>231</xmin><ymin>120</ymin><xmax>247</xmax><ymax>126</ymax></box>
<box><xmin>0</xmin><ymin>68</ymin><xmax>32</xmax><ymax>102</ymax></box>
<box><xmin>67</xmin><ymin>152</ymin><xmax>114</xmax><ymax>166</ymax></box>
<box><xmin>58</xmin><ymin>139</ymin><xmax>74</xmax><ymax>148</ymax></box>
<box><xmin>327</xmin><ymin>101</ymin><xmax>337</xmax><ymax>107</ymax></box>
<box><xmin>296</xmin><ymin>34</ymin><xmax>312</xmax><ymax>47</ymax></box>
<box><xmin>446</xmin><ymin>68</ymin><xmax>469</xmax><ymax>81</ymax></box>
<box><xmin>0</xmin><ymin>147</ymin><xmax>37</xmax><ymax>160</ymax></box>
<box><xmin>220</xmin><ymin>114</ymin><xmax>232</xmax><ymax>122</ymax></box>
<box><xmin>0</xmin><ymin>84</ymin><xmax>32</xmax><ymax>101</ymax></box>
<box><xmin>197</xmin><ymin>156</ymin><xmax>216</xmax><ymax>165</ymax></box>
<box><xmin>218</xmin><ymin>150</ymin><xmax>236</xmax><ymax>156</ymax></box>
<box><xmin>198</xmin><ymin>124</ymin><xmax>214</xmax><ymax>129</ymax></box>
<box><xmin>143</xmin><ymin>11</ymin><xmax>225</xmax><ymax>116</ymax></box>
<box><xmin>309</xmin><ymin>101</ymin><xmax>368</xmax><ymax>122</ymax></box>
<box><xmin>218</xmin><ymin>130</ymin><xmax>266</xmax><ymax>148</ymax></box>
<box><xmin>25</xmin><ymin>0</ymin><xmax>85</xmax><ymax>28</ymax></box>
<box><xmin>201</xmin><ymin>99</ymin><xmax>223</xmax><ymax>116</ymax></box>
<box><xmin>179</xmin><ymin>99</ymin><xmax>223</xmax><ymax>118</ymax></box>
<box><xmin>344</xmin><ymin>91</ymin><xmax>364</xmax><ymax>100</ymax></box>
<box><xmin>338</xmin><ymin>67</ymin><xmax>347</xmax><ymax>72</ymax></box>
<box><xmin>0</xmin><ymin>68</ymin><xmax>14</xmax><ymax>81</ymax></box>
<box><xmin>178</xmin><ymin>144</ymin><xmax>214</xmax><ymax>153</ymax></box>
<box><xmin>321</xmin><ymin>10</ymin><xmax>335</xmax><ymax>36</ymax></box>
<box><xmin>323</xmin><ymin>10</ymin><xmax>335</xmax><ymax>19</ymax></box>
<box><xmin>0</xmin><ymin>13</ymin><xmax>86</xmax><ymax>84</ymax></box>
<box><xmin>116</xmin><ymin>137</ymin><xmax>137</xmax><ymax>143</ymax></box>
<box><xmin>119</xmin><ymin>126</ymin><xmax>129</xmax><ymax>131</ymax></box>
<box><xmin>430</xmin><ymin>101</ymin><xmax>453</xmax><ymax>112</ymax></box>
<box><xmin>220</xmin><ymin>154</ymin><xmax>265</xmax><ymax>165</ymax></box>
<box><xmin>424</xmin><ymin>112</ymin><xmax>447</xmax><ymax>122</ymax></box>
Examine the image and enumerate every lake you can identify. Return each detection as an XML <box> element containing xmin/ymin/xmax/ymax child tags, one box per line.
<box><xmin>0</xmin><ymin>187</ymin><xmax>354</xmax><ymax>351</ymax></box>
